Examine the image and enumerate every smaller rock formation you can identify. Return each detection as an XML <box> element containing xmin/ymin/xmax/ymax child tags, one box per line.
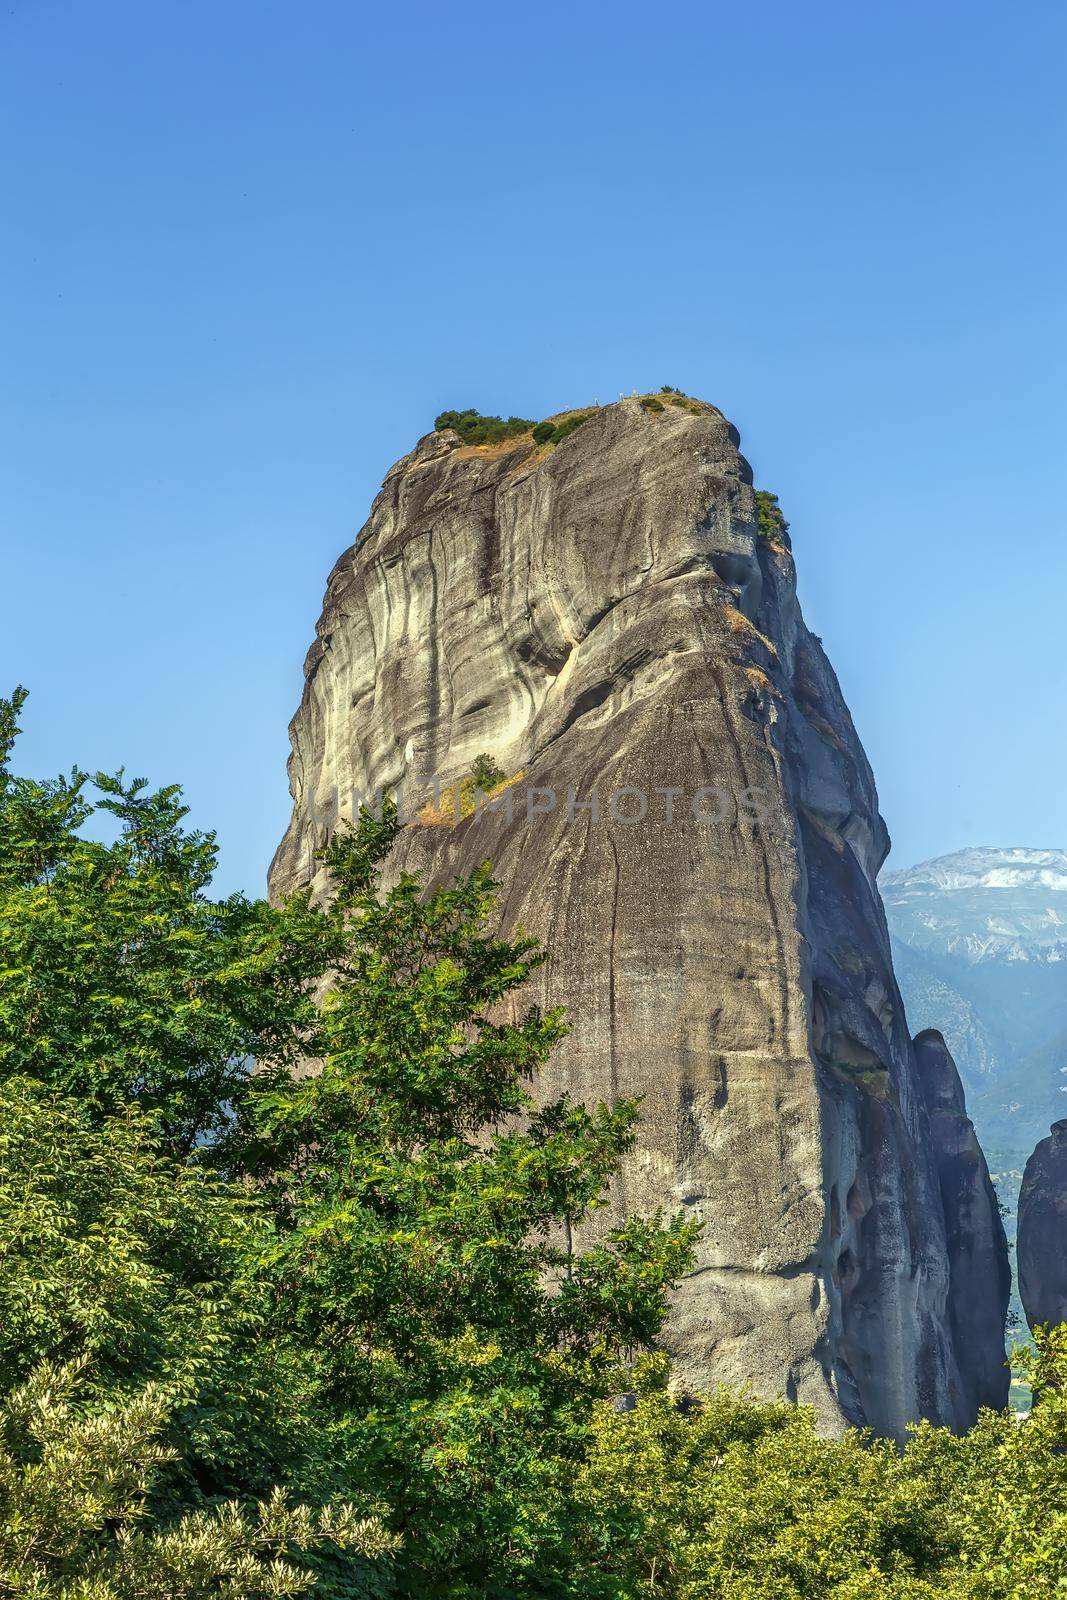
<box><xmin>912</xmin><ymin>1030</ymin><xmax>1011</xmax><ymax>1412</ymax></box>
<box><xmin>1018</xmin><ymin>1119</ymin><xmax>1067</xmax><ymax>1331</ymax></box>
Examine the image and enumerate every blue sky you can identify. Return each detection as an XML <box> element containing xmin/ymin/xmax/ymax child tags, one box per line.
<box><xmin>2</xmin><ymin>0</ymin><xmax>1065</xmax><ymax>896</ymax></box>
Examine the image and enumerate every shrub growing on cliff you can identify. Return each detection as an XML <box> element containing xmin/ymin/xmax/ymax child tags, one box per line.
<box><xmin>754</xmin><ymin>488</ymin><xmax>792</xmax><ymax>549</ymax></box>
<box><xmin>433</xmin><ymin>409</ymin><xmax>534</xmax><ymax>445</ymax></box>
<box><xmin>533</xmin><ymin>411</ymin><xmax>592</xmax><ymax>446</ymax></box>
<box><xmin>469</xmin><ymin>752</ymin><xmax>505</xmax><ymax>792</ymax></box>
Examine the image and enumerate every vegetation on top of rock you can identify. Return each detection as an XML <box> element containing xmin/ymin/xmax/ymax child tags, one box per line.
<box><xmin>469</xmin><ymin>752</ymin><xmax>505</xmax><ymax>792</ymax></box>
<box><xmin>754</xmin><ymin>488</ymin><xmax>792</xmax><ymax>549</ymax></box>
<box><xmin>434</xmin><ymin>408</ymin><xmax>534</xmax><ymax>445</ymax></box>
<box><xmin>434</xmin><ymin>407</ymin><xmax>596</xmax><ymax>451</ymax></box>
<box><xmin>435</xmin><ymin>395</ymin><xmax>714</xmax><ymax>451</ymax></box>
<box><xmin>532</xmin><ymin>411</ymin><xmax>592</xmax><ymax>447</ymax></box>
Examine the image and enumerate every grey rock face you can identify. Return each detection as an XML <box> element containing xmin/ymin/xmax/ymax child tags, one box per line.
<box><xmin>1018</xmin><ymin>1120</ymin><xmax>1067</xmax><ymax>1331</ymax></box>
<box><xmin>270</xmin><ymin>398</ymin><xmax>1009</xmax><ymax>1437</ymax></box>
<box><xmin>912</xmin><ymin>1030</ymin><xmax>1010</xmax><ymax>1412</ymax></box>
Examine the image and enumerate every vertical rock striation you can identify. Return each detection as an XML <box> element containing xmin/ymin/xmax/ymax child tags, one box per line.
<box><xmin>912</xmin><ymin>1029</ymin><xmax>1011</xmax><ymax>1412</ymax></box>
<box><xmin>270</xmin><ymin>397</ymin><xmax>1009</xmax><ymax>1436</ymax></box>
<box><xmin>1018</xmin><ymin>1120</ymin><xmax>1067</xmax><ymax>1333</ymax></box>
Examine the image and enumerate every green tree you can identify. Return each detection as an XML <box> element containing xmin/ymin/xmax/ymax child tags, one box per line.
<box><xmin>0</xmin><ymin>689</ymin><xmax>332</xmax><ymax>1157</ymax></box>
<box><xmin>0</xmin><ymin>692</ymin><xmax>697</xmax><ymax>1598</ymax></box>
<box><xmin>468</xmin><ymin>753</ymin><xmax>505</xmax><ymax>793</ymax></box>
<box><xmin>0</xmin><ymin>1075</ymin><xmax>324</xmax><ymax>1507</ymax></box>
<box><xmin>238</xmin><ymin>800</ymin><xmax>697</xmax><ymax>1595</ymax></box>
<box><xmin>0</xmin><ymin>1361</ymin><xmax>392</xmax><ymax>1600</ymax></box>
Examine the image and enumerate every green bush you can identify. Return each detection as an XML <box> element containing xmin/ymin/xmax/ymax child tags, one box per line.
<box><xmin>469</xmin><ymin>753</ymin><xmax>505</xmax><ymax>792</ymax></box>
<box><xmin>577</xmin><ymin>1329</ymin><xmax>1067</xmax><ymax>1599</ymax></box>
<box><xmin>434</xmin><ymin>409</ymin><xmax>534</xmax><ymax>446</ymax></box>
<box><xmin>640</xmin><ymin>397</ymin><xmax>664</xmax><ymax>413</ymax></box>
<box><xmin>434</xmin><ymin>408</ymin><xmax>595</xmax><ymax>450</ymax></box>
<box><xmin>532</xmin><ymin>412</ymin><xmax>592</xmax><ymax>447</ymax></box>
<box><xmin>754</xmin><ymin>488</ymin><xmax>792</xmax><ymax>549</ymax></box>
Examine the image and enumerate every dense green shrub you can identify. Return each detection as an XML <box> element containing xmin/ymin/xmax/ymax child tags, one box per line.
<box><xmin>578</xmin><ymin>1329</ymin><xmax>1067</xmax><ymax>1599</ymax></box>
<box><xmin>469</xmin><ymin>752</ymin><xmax>505</xmax><ymax>791</ymax></box>
<box><xmin>435</xmin><ymin>407</ymin><xmax>594</xmax><ymax>450</ymax></box>
<box><xmin>434</xmin><ymin>409</ymin><xmax>534</xmax><ymax>445</ymax></box>
<box><xmin>640</xmin><ymin>396</ymin><xmax>664</xmax><ymax>413</ymax></box>
<box><xmin>755</xmin><ymin>487</ymin><xmax>792</xmax><ymax>549</ymax></box>
<box><xmin>532</xmin><ymin>411</ymin><xmax>592</xmax><ymax>447</ymax></box>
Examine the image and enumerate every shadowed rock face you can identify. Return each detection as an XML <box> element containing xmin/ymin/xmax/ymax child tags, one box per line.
<box><xmin>270</xmin><ymin>398</ymin><xmax>1009</xmax><ymax>1437</ymax></box>
<box><xmin>1018</xmin><ymin>1120</ymin><xmax>1067</xmax><ymax>1332</ymax></box>
<box><xmin>912</xmin><ymin>1030</ymin><xmax>1011</xmax><ymax>1413</ymax></box>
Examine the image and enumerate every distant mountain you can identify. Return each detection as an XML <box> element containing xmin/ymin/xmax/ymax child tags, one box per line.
<box><xmin>882</xmin><ymin>848</ymin><xmax>1067</xmax><ymax>1149</ymax></box>
<box><xmin>882</xmin><ymin>848</ymin><xmax>1067</xmax><ymax>1326</ymax></box>
<box><xmin>883</xmin><ymin>847</ymin><xmax>1067</xmax><ymax>965</ymax></box>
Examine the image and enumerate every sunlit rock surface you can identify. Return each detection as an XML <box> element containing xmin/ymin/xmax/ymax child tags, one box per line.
<box><xmin>270</xmin><ymin>398</ymin><xmax>1009</xmax><ymax>1436</ymax></box>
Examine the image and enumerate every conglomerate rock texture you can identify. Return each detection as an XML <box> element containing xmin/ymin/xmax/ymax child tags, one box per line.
<box><xmin>270</xmin><ymin>398</ymin><xmax>1009</xmax><ymax>1437</ymax></box>
<box><xmin>1018</xmin><ymin>1120</ymin><xmax>1067</xmax><ymax>1333</ymax></box>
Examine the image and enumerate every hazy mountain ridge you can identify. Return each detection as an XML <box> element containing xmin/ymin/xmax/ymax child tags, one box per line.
<box><xmin>883</xmin><ymin>851</ymin><xmax>1067</xmax><ymax>1152</ymax></box>
<box><xmin>882</xmin><ymin>850</ymin><xmax>1067</xmax><ymax>1147</ymax></box>
<box><xmin>883</xmin><ymin>848</ymin><xmax>1067</xmax><ymax>966</ymax></box>
<box><xmin>883</xmin><ymin>847</ymin><xmax>1067</xmax><ymax>1328</ymax></box>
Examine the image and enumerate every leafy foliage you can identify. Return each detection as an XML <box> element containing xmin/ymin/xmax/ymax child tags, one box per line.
<box><xmin>0</xmin><ymin>691</ymin><xmax>697</xmax><ymax>1598</ymax></box>
<box><xmin>237</xmin><ymin>799</ymin><xmax>698</xmax><ymax>1592</ymax></box>
<box><xmin>469</xmin><ymin>753</ymin><xmax>505</xmax><ymax>792</ymax></box>
<box><xmin>0</xmin><ymin>1362</ymin><xmax>392</xmax><ymax>1599</ymax></box>
<box><xmin>531</xmin><ymin>412</ymin><xmax>592</xmax><ymax>447</ymax></box>
<box><xmin>0</xmin><ymin>711</ymin><xmax>330</xmax><ymax>1155</ymax></box>
<box><xmin>754</xmin><ymin>488</ymin><xmax>792</xmax><ymax>549</ymax></box>
<box><xmin>8</xmin><ymin>686</ymin><xmax>1067</xmax><ymax>1598</ymax></box>
<box><xmin>575</xmin><ymin>1330</ymin><xmax>1067</xmax><ymax>1599</ymax></box>
<box><xmin>0</xmin><ymin>1076</ymin><xmax>322</xmax><ymax>1508</ymax></box>
<box><xmin>433</xmin><ymin>410</ymin><xmax>534</xmax><ymax>446</ymax></box>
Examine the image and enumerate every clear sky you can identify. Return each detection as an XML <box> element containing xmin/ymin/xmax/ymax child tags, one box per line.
<box><xmin>3</xmin><ymin>0</ymin><xmax>1065</xmax><ymax>897</ymax></box>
